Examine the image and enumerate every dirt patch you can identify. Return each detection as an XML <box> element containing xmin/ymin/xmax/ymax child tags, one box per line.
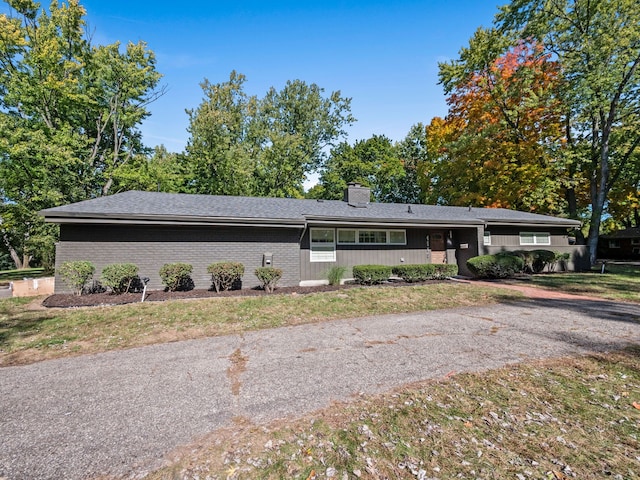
<box><xmin>40</xmin><ymin>281</ymin><xmax>443</xmax><ymax>308</ymax></box>
<box><xmin>227</xmin><ymin>348</ymin><xmax>249</xmax><ymax>396</ymax></box>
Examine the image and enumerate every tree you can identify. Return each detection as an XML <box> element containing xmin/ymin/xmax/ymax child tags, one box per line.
<box><xmin>253</xmin><ymin>80</ymin><xmax>355</xmax><ymax>197</ymax></box>
<box><xmin>312</xmin><ymin>135</ymin><xmax>405</xmax><ymax>202</ymax></box>
<box><xmin>185</xmin><ymin>71</ymin><xmax>259</xmax><ymax>196</ymax></box>
<box><xmin>494</xmin><ymin>0</ymin><xmax>640</xmax><ymax>263</ymax></box>
<box><xmin>184</xmin><ymin>72</ymin><xmax>355</xmax><ymax>198</ymax></box>
<box><xmin>110</xmin><ymin>146</ymin><xmax>186</xmax><ymax>193</ymax></box>
<box><xmin>427</xmin><ymin>40</ymin><xmax>574</xmax><ymax>214</ymax></box>
<box><xmin>0</xmin><ymin>0</ymin><xmax>163</xmax><ymax>268</ymax></box>
<box><xmin>391</xmin><ymin>124</ymin><xmax>427</xmax><ymax>204</ymax></box>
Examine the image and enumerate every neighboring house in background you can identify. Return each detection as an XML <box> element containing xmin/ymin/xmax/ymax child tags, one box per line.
<box><xmin>40</xmin><ymin>183</ymin><xmax>587</xmax><ymax>293</ymax></box>
<box><xmin>598</xmin><ymin>227</ymin><xmax>640</xmax><ymax>260</ymax></box>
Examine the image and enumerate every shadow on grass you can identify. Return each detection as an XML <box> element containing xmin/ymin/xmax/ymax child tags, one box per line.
<box><xmin>0</xmin><ymin>312</ymin><xmax>57</xmax><ymax>349</ymax></box>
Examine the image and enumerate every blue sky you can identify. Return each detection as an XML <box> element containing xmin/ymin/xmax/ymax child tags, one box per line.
<box><xmin>9</xmin><ymin>1</ymin><xmax>502</xmax><ymax>152</ymax></box>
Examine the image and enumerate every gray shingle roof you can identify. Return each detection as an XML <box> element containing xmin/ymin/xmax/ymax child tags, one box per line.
<box><xmin>40</xmin><ymin>190</ymin><xmax>581</xmax><ymax>228</ymax></box>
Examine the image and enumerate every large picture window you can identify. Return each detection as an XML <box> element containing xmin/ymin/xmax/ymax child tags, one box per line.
<box><xmin>337</xmin><ymin>229</ymin><xmax>406</xmax><ymax>245</ymax></box>
<box><xmin>519</xmin><ymin>232</ymin><xmax>551</xmax><ymax>246</ymax></box>
<box><xmin>310</xmin><ymin>228</ymin><xmax>336</xmax><ymax>262</ymax></box>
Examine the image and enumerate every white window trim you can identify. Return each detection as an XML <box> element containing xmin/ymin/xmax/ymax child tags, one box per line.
<box><xmin>483</xmin><ymin>231</ymin><xmax>491</xmax><ymax>246</ymax></box>
<box><xmin>336</xmin><ymin>228</ymin><xmax>407</xmax><ymax>246</ymax></box>
<box><xmin>310</xmin><ymin>228</ymin><xmax>336</xmax><ymax>262</ymax></box>
<box><xmin>631</xmin><ymin>239</ymin><xmax>640</xmax><ymax>245</ymax></box>
<box><xmin>519</xmin><ymin>232</ymin><xmax>551</xmax><ymax>246</ymax></box>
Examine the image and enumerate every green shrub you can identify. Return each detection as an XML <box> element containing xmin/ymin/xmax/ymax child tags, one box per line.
<box><xmin>255</xmin><ymin>267</ymin><xmax>282</xmax><ymax>293</ymax></box>
<box><xmin>549</xmin><ymin>251</ymin><xmax>571</xmax><ymax>272</ymax></box>
<box><xmin>531</xmin><ymin>249</ymin><xmax>556</xmax><ymax>273</ymax></box>
<box><xmin>159</xmin><ymin>262</ymin><xmax>193</xmax><ymax>292</ymax></box>
<box><xmin>326</xmin><ymin>265</ymin><xmax>348</xmax><ymax>286</ymax></box>
<box><xmin>207</xmin><ymin>261</ymin><xmax>244</xmax><ymax>292</ymax></box>
<box><xmin>352</xmin><ymin>265</ymin><xmax>392</xmax><ymax>285</ymax></box>
<box><xmin>392</xmin><ymin>264</ymin><xmax>458</xmax><ymax>282</ymax></box>
<box><xmin>467</xmin><ymin>254</ymin><xmax>524</xmax><ymax>279</ymax></box>
<box><xmin>58</xmin><ymin>260</ymin><xmax>95</xmax><ymax>296</ymax></box>
<box><xmin>101</xmin><ymin>263</ymin><xmax>139</xmax><ymax>294</ymax></box>
<box><xmin>511</xmin><ymin>250</ymin><xmax>534</xmax><ymax>272</ymax></box>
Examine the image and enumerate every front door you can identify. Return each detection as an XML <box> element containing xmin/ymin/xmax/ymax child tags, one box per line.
<box><xmin>429</xmin><ymin>231</ymin><xmax>446</xmax><ymax>264</ymax></box>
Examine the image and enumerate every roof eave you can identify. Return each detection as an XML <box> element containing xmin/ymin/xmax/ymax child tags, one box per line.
<box><xmin>304</xmin><ymin>215</ymin><xmax>483</xmax><ymax>228</ymax></box>
<box><xmin>41</xmin><ymin>212</ymin><xmax>305</xmax><ymax>228</ymax></box>
<box><xmin>484</xmin><ymin>219</ymin><xmax>581</xmax><ymax>228</ymax></box>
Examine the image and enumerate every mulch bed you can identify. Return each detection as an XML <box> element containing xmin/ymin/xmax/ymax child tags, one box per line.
<box><xmin>41</xmin><ymin>280</ymin><xmax>446</xmax><ymax>309</ymax></box>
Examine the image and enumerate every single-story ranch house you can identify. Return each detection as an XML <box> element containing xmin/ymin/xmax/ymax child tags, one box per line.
<box><xmin>41</xmin><ymin>184</ymin><xmax>588</xmax><ymax>293</ymax></box>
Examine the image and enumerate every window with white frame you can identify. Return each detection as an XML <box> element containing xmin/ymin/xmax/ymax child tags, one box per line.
<box><xmin>608</xmin><ymin>239</ymin><xmax>621</xmax><ymax>249</ymax></box>
<box><xmin>337</xmin><ymin>229</ymin><xmax>406</xmax><ymax>245</ymax></box>
<box><xmin>631</xmin><ymin>239</ymin><xmax>640</xmax><ymax>245</ymax></box>
<box><xmin>483</xmin><ymin>231</ymin><xmax>491</xmax><ymax>246</ymax></box>
<box><xmin>519</xmin><ymin>232</ymin><xmax>551</xmax><ymax>246</ymax></box>
<box><xmin>310</xmin><ymin>228</ymin><xmax>336</xmax><ymax>262</ymax></box>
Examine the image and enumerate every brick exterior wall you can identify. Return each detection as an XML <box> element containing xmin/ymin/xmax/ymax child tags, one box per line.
<box><xmin>54</xmin><ymin>224</ymin><xmax>302</xmax><ymax>293</ymax></box>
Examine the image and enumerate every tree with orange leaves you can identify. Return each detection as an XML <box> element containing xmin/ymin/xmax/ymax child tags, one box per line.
<box><xmin>419</xmin><ymin>40</ymin><xmax>583</xmax><ymax>215</ymax></box>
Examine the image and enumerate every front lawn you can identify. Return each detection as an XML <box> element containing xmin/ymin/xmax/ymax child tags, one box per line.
<box><xmin>507</xmin><ymin>263</ymin><xmax>640</xmax><ymax>303</ymax></box>
<box><xmin>148</xmin><ymin>348</ymin><xmax>640</xmax><ymax>479</ymax></box>
<box><xmin>0</xmin><ymin>282</ymin><xmax>520</xmax><ymax>366</ymax></box>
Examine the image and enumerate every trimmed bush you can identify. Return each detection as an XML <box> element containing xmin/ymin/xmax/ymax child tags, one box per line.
<box><xmin>549</xmin><ymin>251</ymin><xmax>571</xmax><ymax>272</ymax></box>
<box><xmin>101</xmin><ymin>263</ymin><xmax>139</xmax><ymax>294</ymax></box>
<box><xmin>255</xmin><ymin>267</ymin><xmax>282</xmax><ymax>293</ymax></box>
<box><xmin>392</xmin><ymin>263</ymin><xmax>458</xmax><ymax>282</ymax></box>
<box><xmin>352</xmin><ymin>265</ymin><xmax>392</xmax><ymax>285</ymax></box>
<box><xmin>326</xmin><ymin>265</ymin><xmax>348</xmax><ymax>286</ymax></box>
<box><xmin>58</xmin><ymin>260</ymin><xmax>95</xmax><ymax>296</ymax></box>
<box><xmin>208</xmin><ymin>261</ymin><xmax>244</xmax><ymax>292</ymax></box>
<box><xmin>531</xmin><ymin>249</ymin><xmax>556</xmax><ymax>273</ymax></box>
<box><xmin>159</xmin><ymin>262</ymin><xmax>194</xmax><ymax>292</ymax></box>
<box><xmin>467</xmin><ymin>254</ymin><xmax>524</xmax><ymax>279</ymax></box>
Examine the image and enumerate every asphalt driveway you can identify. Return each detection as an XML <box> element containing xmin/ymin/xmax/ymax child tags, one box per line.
<box><xmin>1</xmin><ymin>297</ymin><xmax>639</xmax><ymax>479</ymax></box>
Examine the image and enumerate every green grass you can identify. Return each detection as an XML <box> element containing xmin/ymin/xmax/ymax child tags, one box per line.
<box><xmin>508</xmin><ymin>263</ymin><xmax>640</xmax><ymax>303</ymax></box>
<box><xmin>149</xmin><ymin>348</ymin><xmax>640</xmax><ymax>479</ymax></box>
<box><xmin>0</xmin><ymin>283</ymin><xmax>521</xmax><ymax>366</ymax></box>
<box><xmin>0</xmin><ymin>267</ymin><xmax>46</xmax><ymax>282</ymax></box>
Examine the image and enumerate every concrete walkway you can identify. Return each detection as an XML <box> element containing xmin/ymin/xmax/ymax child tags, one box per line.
<box><xmin>1</xmin><ymin>296</ymin><xmax>639</xmax><ymax>479</ymax></box>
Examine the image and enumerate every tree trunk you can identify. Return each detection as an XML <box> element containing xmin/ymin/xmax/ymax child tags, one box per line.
<box><xmin>564</xmin><ymin>186</ymin><xmax>585</xmax><ymax>244</ymax></box>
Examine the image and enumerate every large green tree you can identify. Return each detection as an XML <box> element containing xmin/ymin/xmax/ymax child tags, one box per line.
<box><xmin>310</xmin><ymin>135</ymin><xmax>405</xmax><ymax>202</ymax></box>
<box><xmin>185</xmin><ymin>71</ymin><xmax>259</xmax><ymax>196</ymax></box>
<box><xmin>185</xmin><ymin>72</ymin><xmax>355</xmax><ymax>198</ymax></box>
<box><xmin>0</xmin><ymin>0</ymin><xmax>163</xmax><ymax>268</ymax></box>
<box><xmin>442</xmin><ymin>0</ymin><xmax>640</xmax><ymax>264</ymax></box>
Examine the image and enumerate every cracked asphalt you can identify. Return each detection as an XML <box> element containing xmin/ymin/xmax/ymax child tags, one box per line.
<box><xmin>1</xmin><ymin>296</ymin><xmax>639</xmax><ymax>479</ymax></box>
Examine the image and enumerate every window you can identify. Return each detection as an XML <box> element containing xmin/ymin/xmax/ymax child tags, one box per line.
<box><xmin>389</xmin><ymin>230</ymin><xmax>406</xmax><ymax>245</ymax></box>
<box><xmin>336</xmin><ymin>229</ymin><xmax>407</xmax><ymax>245</ymax></box>
<box><xmin>519</xmin><ymin>232</ymin><xmax>551</xmax><ymax>246</ymax></box>
<box><xmin>359</xmin><ymin>230</ymin><xmax>387</xmax><ymax>244</ymax></box>
<box><xmin>608</xmin><ymin>239</ymin><xmax>621</xmax><ymax>249</ymax></box>
<box><xmin>337</xmin><ymin>229</ymin><xmax>356</xmax><ymax>244</ymax></box>
<box><xmin>310</xmin><ymin>228</ymin><xmax>336</xmax><ymax>262</ymax></box>
<box><xmin>631</xmin><ymin>239</ymin><xmax>640</xmax><ymax>246</ymax></box>
<box><xmin>483</xmin><ymin>231</ymin><xmax>491</xmax><ymax>246</ymax></box>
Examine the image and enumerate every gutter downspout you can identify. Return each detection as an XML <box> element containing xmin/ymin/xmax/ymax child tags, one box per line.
<box><xmin>298</xmin><ymin>220</ymin><xmax>308</xmax><ymax>287</ymax></box>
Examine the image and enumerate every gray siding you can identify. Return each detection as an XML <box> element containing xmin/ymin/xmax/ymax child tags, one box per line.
<box><xmin>450</xmin><ymin>228</ymin><xmax>481</xmax><ymax>277</ymax></box>
<box><xmin>54</xmin><ymin>225</ymin><xmax>302</xmax><ymax>293</ymax></box>
<box><xmin>481</xmin><ymin>226</ymin><xmax>572</xmax><ymax>248</ymax></box>
<box><xmin>480</xmin><ymin>226</ymin><xmax>589</xmax><ymax>271</ymax></box>
<box><xmin>299</xmin><ymin>227</ymin><xmax>479</xmax><ymax>281</ymax></box>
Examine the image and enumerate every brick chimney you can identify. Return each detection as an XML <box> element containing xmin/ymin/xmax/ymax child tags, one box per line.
<box><xmin>343</xmin><ymin>182</ymin><xmax>370</xmax><ymax>207</ymax></box>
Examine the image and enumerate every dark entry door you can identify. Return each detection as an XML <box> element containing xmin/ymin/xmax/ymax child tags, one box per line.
<box><xmin>430</xmin><ymin>231</ymin><xmax>446</xmax><ymax>264</ymax></box>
